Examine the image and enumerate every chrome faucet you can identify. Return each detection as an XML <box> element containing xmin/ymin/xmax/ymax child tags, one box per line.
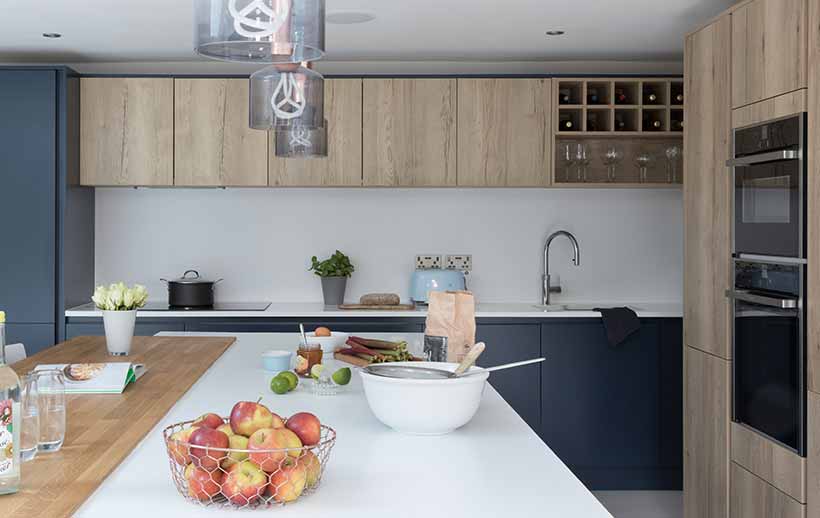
<box><xmin>543</xmin><ymin>230</ymin><xmax>580</xmax><ymax>306</ymax></box>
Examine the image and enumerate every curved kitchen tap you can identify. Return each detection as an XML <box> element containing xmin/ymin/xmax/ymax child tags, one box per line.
<box><xmin>543</xmin><ymin>231</ymin><xmax>580</xmax><ymax>306</ymax></box>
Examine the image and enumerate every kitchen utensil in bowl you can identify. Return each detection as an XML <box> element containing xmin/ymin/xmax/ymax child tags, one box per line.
<box><xmin>359</xmin><ymin>361</ymin><xmax>490</xmax><ymax>435</ymax></box>
<box><xmin>363</xmin><ymin>357</ymin><xmax>545</xmax><ymax>380</ymax></box>
<box><xmin>160</xmin><ymin>270</ymin><xmax>222</xmax><ymax>307</ymax></box>
<box><xmin>453</xmin><ymin>342</ymin><xmax>486</xmax><ymax>376</ymax></box>
<box><xmin>261</xmin><ymin>350</ymin><xmax>292</xmax><ymax>372</ymax></box>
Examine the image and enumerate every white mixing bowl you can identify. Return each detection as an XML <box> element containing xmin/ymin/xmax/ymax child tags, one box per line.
<box><xmin>300</xmin><ymin>331</ymin><xmax>349</xmax><ymax>354</ymax></box>
<box><xmin>359</xmin><ymin>361</ymin><xmax>489</xmax><ymax>435</ymax></box>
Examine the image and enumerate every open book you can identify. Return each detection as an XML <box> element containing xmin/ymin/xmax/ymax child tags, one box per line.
<box><xmin>34</xmin><ymin>363</ymin><xmax>147</xmax><ymax>394</ymax></box>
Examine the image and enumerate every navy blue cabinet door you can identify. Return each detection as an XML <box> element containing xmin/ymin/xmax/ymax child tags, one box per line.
<box><xmin>5</xmin><ymin>324</ymin><xmax>56</xmax><ymax>356</ymax></box>
<box><xmin>541</xmin><ymin>319</ymin><xmax>678</xmax><ymax>490</ymax></box>
<box><xmin>475</xmin><ymin>324</ymin><xmax>541</xmax><ymax>433</ymax></box>
<box><xmin>0</xmin><ymin>71</ymin><xmax>57</xmax><ymax>326</ymax></box>
<box><xmin>185</xmin><ymin>320</ymin><xmax>424</xmax><ymax>334</ymax></box>
<box><xmin>65</xmin><ymin>320</ymin><xmax>185</xmax><ymax>339</ymax></box>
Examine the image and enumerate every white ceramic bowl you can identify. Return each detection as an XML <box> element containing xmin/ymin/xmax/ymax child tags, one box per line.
<box><xmin>359</xmin><ymin>361</ymin><xmax>489</xmax><ymax>435</ymax></box>
<box><xmin>300</xmin><ymin>331</ymin><xmax>349</xmax><ymax>354</ymax></box>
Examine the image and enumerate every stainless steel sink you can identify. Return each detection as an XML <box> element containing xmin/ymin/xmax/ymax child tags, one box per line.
<box><xmin>532</xmin><ymin>304</ymin><xmax>642</xmax><ymax>312</ymax></box>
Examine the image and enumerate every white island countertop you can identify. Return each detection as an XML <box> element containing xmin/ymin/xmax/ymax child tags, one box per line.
<box><xmin>66</xmin><ymin>301</ymin><xmax>682</xmax><ymax>319</ymax></box>
<box><xmin>75</xmin><ymin>332</ymin><xmax>612</xmax><ymax>518</ymax></box>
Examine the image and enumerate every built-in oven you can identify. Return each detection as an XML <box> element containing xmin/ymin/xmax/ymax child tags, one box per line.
<box><xmin>727</xmin><ymin>258</ymin><xmax>806</xmax><ymax>456</ymax></box>
<box><xmin>727</xmin><ymin>113</ymin><xmax>806</xmax><ymax>259</ymax></box>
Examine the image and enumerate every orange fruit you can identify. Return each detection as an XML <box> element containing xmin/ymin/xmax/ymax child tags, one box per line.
<box><xmin>314</xmin><ymin>327</ymin><xmax>332</xmax><ymax>337</ymax></box>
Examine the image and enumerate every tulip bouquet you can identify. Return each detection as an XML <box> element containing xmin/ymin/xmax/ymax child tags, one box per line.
<box><xmin>92</xmin><ymin>282</ymin><xmax>148</xmax><ymax>311</ymax></box>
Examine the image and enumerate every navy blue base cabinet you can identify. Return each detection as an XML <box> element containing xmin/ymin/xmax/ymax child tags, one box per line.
<box><xmin>540</xmin><ymin>318</ymin><xmax>682</xmax><ymax>490</ymax></box>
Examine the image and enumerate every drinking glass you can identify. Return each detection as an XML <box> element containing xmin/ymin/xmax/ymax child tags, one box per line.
<box><xmin>559</xmin><ymin>141</ymin><xmax>576</xmax><ymax>182</ymax></box>
<box><xmin>635</xmin><ymin>153</ymin><xmax>654</xmax><ymax>183</ymax></box>
<box><xmin>665</xmin><ymin>145</ymin><xmax>682</xmax><ymax>183</ymax></box>
<box><xmin>574</xmin><ymin>143</ymin><xmax>591</xmax><ymax>182</ymax></box>
<box><xmin>35</xmin><ymin>369</ymin><xmax>66</xmax><ymax>452</ymax></box>
<box><xmin>20</xmin><ymin>374</ymin><xmax>39</xmax><ymax>462</ymax></box>
<box><xmin>602</xmin><ymin>145</ymin><xmax>624</xmax><ymax>182</ymax></box>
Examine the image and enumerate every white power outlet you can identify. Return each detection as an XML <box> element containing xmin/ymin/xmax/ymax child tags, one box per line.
<box><xmin>445</xmin><ymin>254</ymin><xmax>472</xmax><ymax>272</ymax></box>
<box><xmin>415</xmin><ymin>254</ymin><xmax>443</xmax><ymax>269</ymax></box>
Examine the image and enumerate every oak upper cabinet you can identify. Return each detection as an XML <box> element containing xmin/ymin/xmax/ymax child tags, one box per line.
<box><xmin>457</xmin><ymin>78</ymin><xmax>552</xmax><ymax>187</ymax></box>
<box><xmin>80</xmin><ymin>78</ymin><xmax>173</xmax><ymax>186</ymax></box>
<box><xmin>363</xmin><ymin>79</ymin><xmax>457</xmax><ymax>186</ymax></box>
<box><xmin>684</xmin><ymin>16</ymin><xmax>732</xmax><ymax>360</ymax></box>
<box><xmin>174</xmin><ymin>79</ymin><xmax>268</xmax><ymax>187</ymax></box>
<box><xmin>269</xmin><ymin>79</ymin><xmax>363</xmax><ymax>186</ymax></box>
<box><xmin>731</xmin><ymin>0</ymin><xmax>807</xmax><ymax>108</ymax></box>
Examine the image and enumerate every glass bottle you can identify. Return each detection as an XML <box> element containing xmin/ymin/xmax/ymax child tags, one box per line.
<box><xmin>0</xmin><ymin>311</ymin><xmax>22</xmax><ymax>495</ymax></box>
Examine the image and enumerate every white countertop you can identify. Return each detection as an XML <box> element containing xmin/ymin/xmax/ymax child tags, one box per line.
<box><xmin>75</xmin><ymin>332</ymin><xmax>612</xmax><ymax>518</ymax></box>
<box><xmin>65</xmin><ymin>301</ymin><xmax>682</xmax><ymax>319</ymax></box>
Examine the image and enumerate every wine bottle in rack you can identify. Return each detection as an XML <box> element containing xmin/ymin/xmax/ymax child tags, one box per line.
<box><xmin>671</xmin><ymin>119</ymin><xmax>684</xmax><ymax>131</ymax></box>
<box><xmin>643</xmin><ymin>112</ymin><xmax>664</xmax><ymax>131</ymax></box>
<box><xmin>675</xmin><ymin>93</ymin><xmax>684</xmax><ymax>103</ymax></box>
<box><xmin>558</xmin><ymin>89</ymin><xmax>572</xmax><ymax>105</ymax></box>
<box><xmin>614</xmin><ymin>113</ymin><xmax>628</xmax><ymax>131</ymax></box>
<box><xmin>586</xmin><ymin>113</ymin><xmax>598</xmax><ymax>132</ymax></box>
<box><xmin>587</xmin><ymin>87</ymin><xmax>600</xmax><ymax>104</ymax></box>
<box><xmin>559</xmin><ymin>112</ymin><xmax>575</xmax><ymax>131</ymax></box>
<box><xmin>615</xmin><ymin>88</ymin><xmax>628</xmax><ymax>104</ymax></box>
<box><xmin>643</xmin><ymin>86</ymin><xmax>659</xmax><ymax>105</ymax></box>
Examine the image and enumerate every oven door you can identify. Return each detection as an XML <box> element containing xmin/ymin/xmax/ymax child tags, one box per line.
<box><xmin>733</xmin><ymin>157</ymin><xmax>802</xmax><ymax>258</ymax></box>
<box><xmin>730</xmin><ymin>287</ymin><xmax>804</xmax><ymax>455</ymax></box>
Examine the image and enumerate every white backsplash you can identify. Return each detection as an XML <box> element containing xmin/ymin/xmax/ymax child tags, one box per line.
<box><xmin>94</xmin><ymin>188</ymin><xmax>682</xmax><ymax>304</ymax></box>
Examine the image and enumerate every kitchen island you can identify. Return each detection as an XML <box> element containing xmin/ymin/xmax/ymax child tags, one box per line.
<box><xmin>67</xmin><ymin>332</ymin><xmax>611</xmax><ymax>517</ymax></box>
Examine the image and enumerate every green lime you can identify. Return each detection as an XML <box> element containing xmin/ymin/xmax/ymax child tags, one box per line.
<box><xmin>277</xmin><ymin>371</ymin><xmax>298</xmax><ymax>391</ymax></box>
<box><xmin>270</xmin><ymin>375</ymin><xmax>290</xmax><ymax>395</ymax></box>
<box><xmin>310</xmin><ymin>364</ymin><xmax>324</xmax><ymax>380</ymax></box>
<box><xmin>332</xmin><ymin>367</ymin><xmax>351</xmax><ymax>386</ymax></box>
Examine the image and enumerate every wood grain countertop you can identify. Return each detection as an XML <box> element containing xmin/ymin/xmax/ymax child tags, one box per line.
<box><xmin>4</xmin><ymin>335</ymin><xmax>235</xmax><ymax>518</ymax></box>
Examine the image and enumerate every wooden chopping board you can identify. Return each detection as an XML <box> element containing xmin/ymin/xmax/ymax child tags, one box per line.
<box><xmin>338</xmin><ymin>303</ymin><xmax>417</xmax><ymax>310</ymax></box>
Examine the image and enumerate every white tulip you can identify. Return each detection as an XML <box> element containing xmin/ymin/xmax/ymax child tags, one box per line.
<box><xmin>91</xmin><ymin>285</ymin><xmax>109</xmax><ymax>310</ymax></box>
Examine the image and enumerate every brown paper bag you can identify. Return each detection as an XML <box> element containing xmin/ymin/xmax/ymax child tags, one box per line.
<box><xmin>424</xmin><ymin>290</ymin><xmax>476</xmax><ymax>362</ymax></box>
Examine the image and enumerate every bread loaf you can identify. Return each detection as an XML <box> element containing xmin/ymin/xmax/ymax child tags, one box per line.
<box><xmin>359</xmin><ymin>293</ymin><xmax>401</xmax><ymax>306</ymax></box>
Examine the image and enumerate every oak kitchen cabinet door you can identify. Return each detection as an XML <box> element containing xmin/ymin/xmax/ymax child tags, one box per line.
<box><xmin>269</xmin><ymin>79</ymin><xmax>363</xmax><ymax>186</ymax></box>
<box><xmin>174</xmin><ymin>78</ymin><xmax>268</xmax><ymax>187</ymax></box>
<box><xmin>80</xmin><ymin>77</ymin><xmax>173</xmax><ymax>186</ymax></box>
<box><xmin>457</xmin><ymin>78</ymin><xmax>552</xmax><ymax>187</ymax></box>
<box><xmin>683</xmin><ymin>16</ymin><xmax>732</xmax><ymax>360</ymax></box>
<box><xmin>731</xmin><ymin>0</ymin><xmax>807</xmax><ymax>108</ymax></box>
<box><xmin>363</xmin><ymin>79</ymin><xmax>457</xmax><ymax>186</ymax></box>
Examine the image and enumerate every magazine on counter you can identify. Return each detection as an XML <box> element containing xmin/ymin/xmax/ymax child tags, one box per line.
<box><xmin>33</xmin><ymin>363</ymin><xmax>147</xmax><ymax>394</ymax></box>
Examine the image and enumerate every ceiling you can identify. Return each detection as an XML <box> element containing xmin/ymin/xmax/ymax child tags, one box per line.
<box><xmin>0</xmin><ymin>0</ymin><xmax>735</xmax><ymax>63</ymax></box>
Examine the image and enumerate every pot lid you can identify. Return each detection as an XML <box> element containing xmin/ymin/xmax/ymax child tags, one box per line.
<box><xmin>167</xmin><ymin>270</ymin><xmax>217</xmax><ymax>284</ymax></box>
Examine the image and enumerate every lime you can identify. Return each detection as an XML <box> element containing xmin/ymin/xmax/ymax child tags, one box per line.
<box><xmin>332</xmin><ymin>367</ymin><xmax>351</xmax><ymax>386</ymax></box>
<box><xmin>270</xmin><ymin>375</ymin><xmax>290</xmax><ymax>395</ymax></box>
<box><xmin>278</xmin><ymin>371</ymin><xmax>299</xmax><ymax>391</ymax></box>
<box><xmin>310</xmin><ymin>364</ymin><xmax>324</xmax><ymax>380</ymax></box>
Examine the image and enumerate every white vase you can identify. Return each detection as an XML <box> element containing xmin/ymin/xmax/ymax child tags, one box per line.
<box><xmin>102</xmin><ymin>310</ymin><xmax>137</xmax><ymax>356</ymax></box>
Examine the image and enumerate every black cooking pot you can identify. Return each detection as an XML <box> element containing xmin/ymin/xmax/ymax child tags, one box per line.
<box><xmin>160</xmin><ymin>270</ymin><xmax>222</xmax><ymax>307</ymax></box>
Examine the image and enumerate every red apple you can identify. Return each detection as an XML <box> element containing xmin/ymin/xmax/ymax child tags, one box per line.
<box><xmin>193</xmin><ymin>412</ymin><xmax>223</xmax><ymax>429</ymax></box>
<box><xmin>229</xmin><ymin>401</ymin><xmax>283</xmax><ymax>436</ymax></box>
<box><xmin>185</xmin><ymin>463</ymin><xmax>223</xmax><ymax>501</ymax></box>
<box><xmin>286</xmin><ymin>412</ymin><xmax>321</xmax><ymax>446</ymax></box>
<box><xmin>267</xmin><ymin>460</ymin><xmax>308</xmax><ymax>503</ymax></box>
<box><xmin>189</xmin><ymin>427</ymin><xmax>229</xmax><ymax>471</ymax></box>
<box><xmin>168</xmin><ymin>426</ymin><xmax>198</xmax><ymax>465</ymax></box>
<box><xmin>221</xmin><ymin>460</ymin><xmax>268</xmax><ymax>506</ymax></box>
<box><xmin>221</xmin><ymin>434</ymin><xmax>249</xmax><ymax>469</ymax></box>
<box><xmin>299</xmin><ymin>450</ymin><xmax>321</xmax><ymax>488</ymax></box>
<box><xmin>248</xmin><ymin>427</ymin><xmax>302</xmax><ymax>472</ymax></box>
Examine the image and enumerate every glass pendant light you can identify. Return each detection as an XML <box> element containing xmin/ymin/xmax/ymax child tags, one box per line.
<box><xmin>249</xmin><ymin>63</ymin><xmax>324</xmax><ymax>130</ymax></box>
<box><xmin>194</xmin><ymin>0</ymin><xmax>325</xmax><ymax>63</ymax></box>
<box><xmin>274</xmin><ymin>119</ymin><xmax>328</xmax><ymax>158</ymax></box>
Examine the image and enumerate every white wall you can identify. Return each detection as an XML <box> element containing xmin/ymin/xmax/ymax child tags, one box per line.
<box><xmin>94</xmin><ymin>188</ymin><xmax>682</xmax><ymax>304</ymax></box>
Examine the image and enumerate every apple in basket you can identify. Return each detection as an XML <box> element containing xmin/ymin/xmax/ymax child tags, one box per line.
<box><xmin>248</xmin><ymin>428</ymin><xmax>302</xmax><ymax>472</ymax></box>
<box><xmin>185</xmin><ymin>464</ymin><xmax>223</xmax><ymax>501</ymax></box>
<box><xmin>267</xmin><ymin>460</ymin><xmax>308</xmax><ymax>503</ymax></box>
<box><xmin>299</xmin><ymin>450</ymin><xmax>321</xmax><ymax>488</ymax></box>
<box><xmin>285</xmin><ymin>412</ymin><xmax>321</xmax><ymax>446</ymax></box>
<box><xmin>230</xmin><ymin>401</ymin><xmax>284</xmax><ymax>436</ymax></box>
<box><xmin>221</xmin><ymin>460</ymin><xmax>268</xmax><ymax>506</ymax></box>
<box><xmin>221</xmin><ymin>434</ymin><xmax>250</xmax><ymax>469</ymax></box>
<box><xmin>188</xmin><ymin>427</ymin><xmax>229</xmax><ymax>471</ymax></box>
<box><xmin>192</xmin><ymin>412</ymin><xmax>223</xmax><ymax>429</ymax></box>
<box><xmin>168</xmin><ymin>426</ymin><xmax>198</xmax><ymax>465</ymax></box>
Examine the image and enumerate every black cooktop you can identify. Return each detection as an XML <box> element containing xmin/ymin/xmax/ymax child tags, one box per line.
<box><xmin>138</xmin><ymin>302</ymin><xmax>271</xmax><ymax>311</ymax></box>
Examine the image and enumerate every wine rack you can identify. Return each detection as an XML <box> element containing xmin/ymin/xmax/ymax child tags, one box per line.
<box><xmin>555</xmin><ymin>78</ymin><xmax>684</xmax><ymax>136</ymax></box>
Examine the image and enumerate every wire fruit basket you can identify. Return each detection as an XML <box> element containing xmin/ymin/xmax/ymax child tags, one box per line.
<box><xmin>162</xmin><ymin>418</ymin><xmax>336</xmax><ymax>508</ymax></box>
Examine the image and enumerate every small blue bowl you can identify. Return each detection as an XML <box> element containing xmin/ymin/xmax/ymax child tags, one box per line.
<box><xmin>262</xmin><ymin>350</ymin><xmax>293</xmax><ymax>373</ymax></box>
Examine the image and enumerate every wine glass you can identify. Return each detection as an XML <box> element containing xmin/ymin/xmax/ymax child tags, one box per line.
<box><xmin>559</xmin><ymin>142</ymin><xmax>576</xmax><ymax>182</ymax></box>
<box><xmin>601</xmin><ymin>145</ymin><xmax>624</xmax><ymax>183</ymax></box>
<box><xmin>574</xmin><ymin>143</ymin><xmax>591</xmax><ymax>182</ymax></box>
<box><xmin>635</xmin><ymin>153</ymin><xmax>654</xmax><ymax>183</ymax></box>
<box><xmin>664</xmin><ymin>145</ymin><xmax>682</xmax><ymax>183</ymax></box>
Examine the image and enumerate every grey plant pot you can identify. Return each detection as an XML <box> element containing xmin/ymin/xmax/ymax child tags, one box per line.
<box><xmin>321</xmin><ymin>276</ymin><xmax>347</xmax><ymax>306</ymax></box>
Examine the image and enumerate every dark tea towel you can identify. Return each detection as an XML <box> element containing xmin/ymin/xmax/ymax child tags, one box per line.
<box><xmin>593</xmin><ymin>307</ymin><xmax>641</xmax><ymax>347</ymax></box>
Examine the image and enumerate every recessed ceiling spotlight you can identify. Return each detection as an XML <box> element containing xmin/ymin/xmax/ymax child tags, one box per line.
<box><xmin>326</xmin><ymin>10</ymin><xmax>375</xmax><ymax>25</ymax></box>
<box><xmin>42</xmin><ymin>32</ymin><xmax>62</xmax><ymax>38</ymax></box>
<box><xmin>545</xmin><ymin>30</ymin><xmax>565</xmax><ymax>36</ymax></box>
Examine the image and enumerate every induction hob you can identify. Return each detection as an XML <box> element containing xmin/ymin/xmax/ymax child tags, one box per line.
<box><xmin>137</xmin><ymin>302</ymin><xmax>271</xmax><ymax>311</ymax></box>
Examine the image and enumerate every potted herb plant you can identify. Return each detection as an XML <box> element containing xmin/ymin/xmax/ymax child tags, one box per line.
<box><xmin>309</xmin><ymin>250</ymin><xmax>355</xmax><ymax>306</ymax></box>
<box><xmin>92</xmin><ymin>282</ymin><xmax>148</xmax><ymax>356</ymax></box>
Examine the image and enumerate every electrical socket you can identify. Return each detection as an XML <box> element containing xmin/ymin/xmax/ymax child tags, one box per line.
<box><xmin>445</xmin><ymin>254</ymin><xmax>472</xmax><ymax>272</ymax></box>
<box><xmin>415</xmin><ymin>254</ymin><xmax>442</xmax><ymax>269</ymax></box>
